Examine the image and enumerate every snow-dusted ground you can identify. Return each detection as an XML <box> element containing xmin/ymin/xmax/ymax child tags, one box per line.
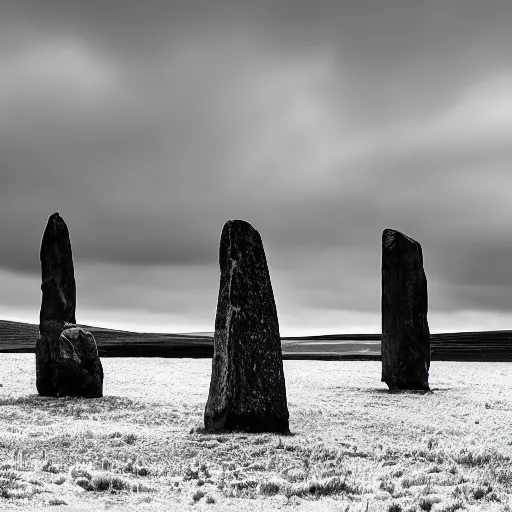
<box><xmin>0</xmin><ymin>356</ymin><xmax>511</xmax><ymax>511</ymax></box>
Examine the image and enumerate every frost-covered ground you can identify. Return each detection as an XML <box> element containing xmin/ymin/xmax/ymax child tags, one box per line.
<box><xmin>0</xmin><ymin>356</ymin><xmax>512</xmax><ymax>511</ymax></box>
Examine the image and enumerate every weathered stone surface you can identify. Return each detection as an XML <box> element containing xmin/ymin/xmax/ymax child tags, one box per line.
<box><xmin>36</xmin><ymin>212</ymin><xmax>103</xmax><ymax>397</ymax></box>
<box><xmin>39</xmin><ymin>212</ymin><xmax>76</xmax><ymax>331</ymax></box>
<box><xmin>52</xmin><ymin>327</ymin><xmax>103</xmax><ymax>397</ymax></box>
<box><xmin>204</xmin><ymin>220</ymin><xmax>289</xmax><ymax>433</ymax></box>
<box><xmin>381</xmin><ymin>228</ymin><xmax>430</xmax><ymax>391</ymax></box>
<box><xmin>35</xmin><ymin>334</ymin><xmax>56</xmax><ymax>397</ymax></box>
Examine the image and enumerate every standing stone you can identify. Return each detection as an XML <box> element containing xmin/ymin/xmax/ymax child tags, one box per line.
<box><xmin>204</xmin><ymin>220</ymin><xmax>289</xmax><ymax>433</ymax></box>
<box><xmin>381</xmin><ymin>228</ymin><xmax>430</xmax><ymax>391</ymax></box>
<box><xmin>36</xmin><ymin>212</ymin><xmax>103</xmax><ymax>398</ymax></box>
<box><xmin>39</xmin><ymin>212</ymin><xmax>76</xmax><ymax>331</ymax></box>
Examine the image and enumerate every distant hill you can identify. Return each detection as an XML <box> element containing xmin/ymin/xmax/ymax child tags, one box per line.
<box><xmin>179</xmin><ymin>331</ymin><xmax>215</xmax><ymax>337</ymax></box>
<box><xmin>1</xmin><ymin>320</ymin><xmax>512</xmax><ymax>361</ymax></box>
<box><xmin>0</xmin><ymin>320</ymin><xmax>213</xmax><ymax>358</ymax></box>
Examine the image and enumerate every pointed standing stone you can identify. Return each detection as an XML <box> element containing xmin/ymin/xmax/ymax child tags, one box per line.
<box><xmin>204</xmin><ymin>220</ymin><xmax>289</xmax><ymax>433</ymax></box>
<box><xmin>381</xmin><ymin>228</ymin><xmax>430</xmax><ymax>391</ymax></box>
<box><xmin>36</xmin><ymin>212</ymin><xmax>103</xmax><ymax>397</ymax></box>
<box><xmin>39</xmin><ymin>212</ymin><xmax>76</xmax><ymax>330</ymax></box>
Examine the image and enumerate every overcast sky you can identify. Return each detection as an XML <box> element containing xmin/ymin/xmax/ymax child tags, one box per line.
<box><xmin>2</xmin><ymin>1</ymin><xmax>512</xmax><ymax>335</ymax></box>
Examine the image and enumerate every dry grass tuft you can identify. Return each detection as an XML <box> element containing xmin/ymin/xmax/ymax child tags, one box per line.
<box><xmin>48</xmin><ymin>497</ymin><xmax>68</xmax><ymax>506</ymax></box>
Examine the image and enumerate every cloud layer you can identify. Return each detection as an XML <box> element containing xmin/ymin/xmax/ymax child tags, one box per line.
<box><xmin>1</xmin><ymin>1</ymin><xmax>512</xmax><ymax>333</ymax></box>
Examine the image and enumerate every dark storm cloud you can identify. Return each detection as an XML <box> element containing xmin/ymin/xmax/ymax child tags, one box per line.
<box><xmin>1</xmin><ymin>0</ymin><xmax>512</xmax><ymax>330</ymax></box>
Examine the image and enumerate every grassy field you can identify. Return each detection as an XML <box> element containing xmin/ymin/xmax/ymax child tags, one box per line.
<box><xmin>3</xmin><ymin>320</ymin><xmax>512</xmax><ymax>361</ymax></box>
<box><xmin>0</xmin><ymin>356</ymin><xmax>511</xmax><ymax>511</ymax></box>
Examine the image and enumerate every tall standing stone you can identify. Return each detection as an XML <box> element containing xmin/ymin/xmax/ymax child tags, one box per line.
<box><xmin>39</xmin><ymin>212</ymin><xmax>76</xmax><ymax>330</ymax></box>
<box><xmin>381</xmin><ymin>228</ymin><xmax>430</xmax><ymax>391</ymax></box>
<box><xmin>204</xmin><ymin>220</ymin><xmax>289</xmax><ymax>433</ymax></box>
<box><xmin>36</xmin><ymin>212</ymin><xmax>103</xmax><ymax>397</ymax></box>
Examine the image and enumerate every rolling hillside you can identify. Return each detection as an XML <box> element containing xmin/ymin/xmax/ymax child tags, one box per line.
<box><xmin>1</xmin><ymin>320</ymin><xmax>512</xmax><ymax>361</ymax></box>
<box><xmin>0</xmin><ymin>320</ymin><xmax>213</xmax><ymax>358</ymax></box>
<box><xmin>281</xmin><ymin>332</ymin><xmax>512</xmax><ymax>361</ymax></box>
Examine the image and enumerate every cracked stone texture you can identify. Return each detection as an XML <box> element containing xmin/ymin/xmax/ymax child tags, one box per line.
<box><xmin>52</xmin><ymin>327</ymin><xmax>103</xmax><ymax>397</ymax></box>
<box><xmin>36</xmin><ymin>212</ymin><xmax>103</xmax><ymax>397</ymax></box>
<box><xmin>204</xmin><ymin>220</ymin><xmax>289</xmax><ymax>433</ymax></box>
<box><xmin>381</xmin><ymin>228</ymin><xmax>430</xmax><ymax>391</ymax></box>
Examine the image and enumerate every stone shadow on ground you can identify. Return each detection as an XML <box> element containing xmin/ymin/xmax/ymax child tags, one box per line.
<box><xmin>0</xmin><ymin>395</ymin><xmax>140</xmax><ymax>412</ymax></box>
<box><xmin>190</xmin><ymin>426</ymin><xmax>296</xmax><ymax>437</ymax></box>
<box><xmin>365</xmin><ymin>388</ymin><xmax>434</xmax><ymax>395</ymax></box>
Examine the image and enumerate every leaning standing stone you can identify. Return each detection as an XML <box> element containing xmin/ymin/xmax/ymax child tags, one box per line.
<box><xmin>36</xmin><ymin>212</ymin><xmax>103</xmax><ymax>397</ymax></box>
<box><xmin>204</xmin><ymin>220</ymin><xmax>289</xmax><ymax>432</ymax></box>
<box><xmin>381</xmin><ymin>228</ymin><xmax>430</xmax><ymax>391</ymax></box>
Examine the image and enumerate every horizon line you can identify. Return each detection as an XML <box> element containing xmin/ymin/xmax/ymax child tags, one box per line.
<box><xmin>2</xmin><ymin>317</ymin><xmax>512</xmax><ymax>338</ymax></box>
